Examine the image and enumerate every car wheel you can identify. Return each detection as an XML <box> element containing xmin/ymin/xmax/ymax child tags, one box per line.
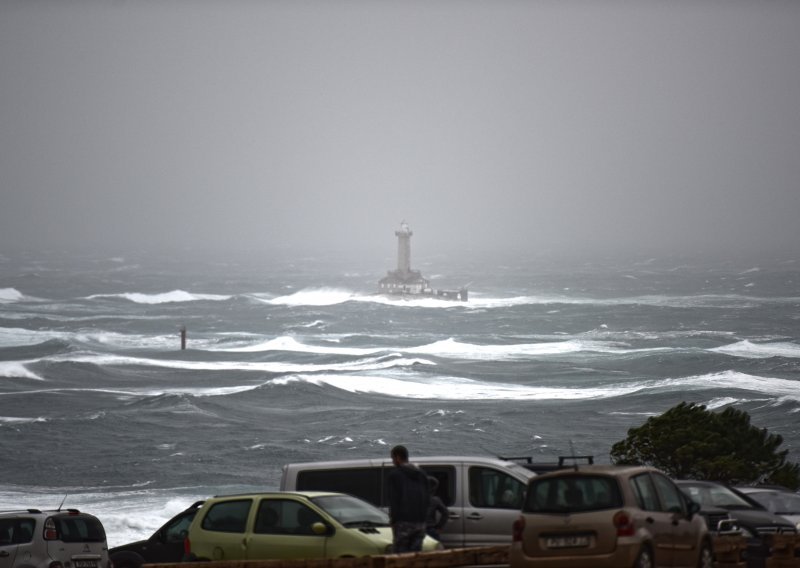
<box><xmin>109</xmin><ymin>552</ymin><xmax>144</xmax><ymax>568</ymax></box>
<box><xmin>634</xmin><ymin>547</ymin><xmax>653</xmax><ymax>568</ymax></box>
<box><xmin>697</xmin><ymin>542</ymin><xmax>713</xmax><ymax>568</ymax></box>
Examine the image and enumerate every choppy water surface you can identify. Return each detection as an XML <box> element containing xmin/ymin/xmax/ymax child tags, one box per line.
<box><xmin>1</xmin><ymin>249</ymin><xmax>798</xmax><ymax>546</ymax></box>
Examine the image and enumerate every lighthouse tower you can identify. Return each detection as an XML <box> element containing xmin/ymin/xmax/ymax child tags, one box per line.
<box><xmin>395</xmin><ymin>221</ymin><xmax>412</xmax><ymax>274</ymax></box>
<box><xmin>378</xmin><ymin>221</ymin><xmax>430</xmax><ymax>295</ymax></box>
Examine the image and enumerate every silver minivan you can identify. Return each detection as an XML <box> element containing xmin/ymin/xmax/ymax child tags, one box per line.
<box><xmin>280</xmin><ymin>455</ymin><xmax>536</xmax><ymax>548</ymax></box>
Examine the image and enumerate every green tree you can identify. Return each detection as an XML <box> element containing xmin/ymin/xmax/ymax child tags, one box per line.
<box><xmin>610</xmin><ymin>402</ymin><xmax>800</xmax><ymax>489</ymax></box>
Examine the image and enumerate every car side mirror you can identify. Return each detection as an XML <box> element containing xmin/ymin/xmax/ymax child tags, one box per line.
<box><xmin>311</xmin><ymin>522</ymin><xmax>330</xmax><ymax>536</ymax></box>
<box><xmin>687</xmin><ymin>500</ymin><xmax>701</xmax><ymax>519</ymax></box>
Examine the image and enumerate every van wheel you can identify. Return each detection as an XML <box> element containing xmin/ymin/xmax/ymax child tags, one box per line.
<box><xmin>697</xmin><ymin>543</ymin><xmax>713</xmax><ymax>568</ymax></box>
<box><xmin>634</xmin><ymin>547</ymin><xmax>653</xmax><ymax>568</ymax></box>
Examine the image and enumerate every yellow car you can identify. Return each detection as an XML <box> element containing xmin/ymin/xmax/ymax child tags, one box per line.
<box><xmin>184</xmin><ymin>491</ymin><xmax>441</xmax><ymax>560</ymax></box>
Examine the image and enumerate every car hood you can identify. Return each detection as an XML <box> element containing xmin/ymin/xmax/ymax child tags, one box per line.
<box><xmin>724</xmin><ymin>508</ymin><xmax>796</xmax><ymax>531</ymax></box>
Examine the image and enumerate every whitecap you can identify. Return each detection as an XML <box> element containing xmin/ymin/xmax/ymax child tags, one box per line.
<box><xmin>38</xmin><ymin>351</ymin><xmax>434</xmax><ymax>374</ymax></box>
<box><xmin>0</xmin><ymin>362</ymin><xmax>44</xmax><ymax>380</ymax></box>
<box><xmin>212</xmin><ymin>335</ymin><xmax>384</xmax><ymax>356</ymax></box>
<box><xmin>87</xmin><ymin>290</ymin><xmax>231</xmax><ymax>304</ymax></box>
<box><xmin>264</xmin><ymin>288</ymin><xmax>355</xmax><ymax>306</ymax></box>
<box><xmin>0</xmin><ymin>288</ymin><xmax>24</xmax><ymax>303</ymax></box>
<box><xmin>710</xmin><ymin>340</ymin><xmax>800</xmax><ymax>359</ymax></box>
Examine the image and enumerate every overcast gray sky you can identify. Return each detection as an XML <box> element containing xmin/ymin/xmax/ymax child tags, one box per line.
<box><xmin>1</xmin><ymin>0</ymin><xmax>799</xmax><ymax>259</ymax></box>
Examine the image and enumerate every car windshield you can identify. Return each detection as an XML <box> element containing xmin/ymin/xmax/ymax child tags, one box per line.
<box><xmin>679</xmin><ymin>484</ymin><xmax>755</xmax><ymax>510</ymax></box>
<box><xmin>311</xmin><ymin>495</ymin><xmax>389</xmax><ymax>527</ymax></box>
<box><xmin>524</xmin><ymin>475</ymin><xmax>623</xmax><ymax>513</ymax></box>
<box><xmin>746</xmin><ymin>491</ymin><xmax>800</xmax><ymax>515</ymax></box>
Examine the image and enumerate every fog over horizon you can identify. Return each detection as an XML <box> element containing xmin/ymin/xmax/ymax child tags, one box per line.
<box><xmin>1</xmin><ymin>1</ymin><xmax>799</xmax><ymax>262</ymax></box>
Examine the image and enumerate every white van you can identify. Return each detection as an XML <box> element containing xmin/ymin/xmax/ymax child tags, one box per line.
<box><xmin>279</xmin><ymin>456</ymin><xmax>536</xmax><ymax>548</ymax></box>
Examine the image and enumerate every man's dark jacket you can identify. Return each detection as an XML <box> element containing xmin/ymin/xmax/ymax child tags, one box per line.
<box><xmin>387</xmin><ymin>463</ymin><xmax>430</xmax><ymax>524</ymax></box>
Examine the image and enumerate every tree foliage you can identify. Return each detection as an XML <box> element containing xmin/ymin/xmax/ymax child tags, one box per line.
<box><xmin>610</xmin><ymin>402</ymin><xmax>800</xmax><ymax>490</ymax></box>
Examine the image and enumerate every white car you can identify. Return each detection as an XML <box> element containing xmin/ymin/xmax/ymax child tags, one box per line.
<box><xmin>0</xmin><ymin>508</ymin><xmax>111</xmax><ymax>568</ymax></box>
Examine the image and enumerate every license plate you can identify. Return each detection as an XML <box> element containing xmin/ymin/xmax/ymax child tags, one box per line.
<box><xmin>545</xmin><ymin>535</ymin><xmax>590</xmax><ymax>548</ymax></box>
<box><xmin>74</xmin><ymin>561</ymin><xmax>97</xmax><ymax>568</ymax></box>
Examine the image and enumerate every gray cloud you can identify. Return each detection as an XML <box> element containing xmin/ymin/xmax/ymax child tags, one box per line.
<box><xmin>1</xmin><ymin>0</ymin><xmax>799</xmax><ymax>259</ymax></box>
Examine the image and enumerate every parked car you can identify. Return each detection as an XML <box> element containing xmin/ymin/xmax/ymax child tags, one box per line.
<box><xmin>109</xmin><ymin>501</ymin><xmax>203</xmax><ymax>568</ymax></box>
<box><xmin>510</xmin><ymin>465</ymin><xmax>713</xmax><ymax>568</ymax></box>
<box><xmin>0</xmin><ymin>508</ymin><xmax>111</xmax><ymax>568</ymax></box>
<box><xmin>184</xmin><ymin>491</ymin><xmax>441</xmax><ymax>561</ymax></box>
<box><xmin>676</xmin><ymin>480</ymin><xmax>797</xmax><ymax>566</ymax></box>
<box><xmin>280</xmin><ymin>455</ymin><xmax>535</xmax><ymax>548</ymax></box>
<box><xmin>734</xmin><ymin>486</ymin><xmax>800</xmax><ymax>530</ymax></box>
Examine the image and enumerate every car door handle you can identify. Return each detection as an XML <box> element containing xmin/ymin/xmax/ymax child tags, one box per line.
<box><xmin>466</xmin><ymin>513</ymin><xmax>483</xmax><ymax>520</ymax></box>
<box><xmin>448</xmin><ymin>513</ymin><xmax>460</xmax><ymax>520</ymax></box>
<box><xmin>0</xmin><ymin>551</ymin><xmax>9</xmax><ymax>557</ymax></box>
<box><xmin>646</xmin><ymin>517</ymin><xmax>655</xmax><ymax>524</ymax></box>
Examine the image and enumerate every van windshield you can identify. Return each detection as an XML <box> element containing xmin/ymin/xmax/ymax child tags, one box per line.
<box><xmin>311</xmin><ymin>495</ymin><xmax>389</xmax><ymax>527</ymax></box>
<box><xmin>524</xmin><ymin>475</ymin><xmax>623</xmax><ymax>513</ymax></box>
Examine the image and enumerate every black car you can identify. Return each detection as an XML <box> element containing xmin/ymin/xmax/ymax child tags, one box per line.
<box><xmin>109</xmin><ymin>501</ymin><xmax>203</xmax><ymax>568</ymax></box>
<box><xmin>676</xmin><ymin>480</ymin><xmax>796</xmax><ymax>566</ymax></box>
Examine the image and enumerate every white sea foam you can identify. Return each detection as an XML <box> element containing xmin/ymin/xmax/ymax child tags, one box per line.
<box><xmin>705</xmin><ymin>397</ymin><xmax>741</xmax><ymax>409</ymax></box>
<box><xmin>0</xmin><ymin>416</ymin><xmax>48</xmax><ymax>424</ymax></box>
<box><xmin>406</xmin><ymin>338</ymin><xmax>672</xmax><ymax>360</ymax></box>
<box><xmin>213</xmin><ymin>335</ymin><xmax>669</xmax><ymax>360</ymax></box>
<box><xmin>0</xmin><ymin>362</ymin><xmax>44</xmax><ymax>380</ymax></box>
<box><xmin>249</xmin><ymin>287</ymin><xmax>800</xmax><ymax>310</ymax></box>
<box><xmin>38</xmin><ymin>352</ymin><xmax>434</xmax><ymax>375</ymax></box>
<box><xmin>213</xmin><ymin>335</ymin><xmax>385</xmax><ymax>355</ymax></box>
<box><xmin>87</xmin><ymin>290</ymin><xmax>231</xmax><ymax>304</ymax></box>
<box><xmin>265</xmin><ymin>288</ymin><xmax>355</xmax><ymax>306</ymax></box>
<box><xmin>710</xmin><ymin>340</ymin><xmax>800</xmax><ymax>359</ymax></box>
<box><xmin>272</xmin><ymin>370</ymin><xmax>799</xmax><ymax>402</ymax></box>
<box><xmin>0</xmin><ymin>288</ymin><xmax>24</xmax><ymax>303</ymax></box>
<box><xmin>273</xmin><ymin>374</ymin><xmax>642</xmax><ymax>401</ymax></box>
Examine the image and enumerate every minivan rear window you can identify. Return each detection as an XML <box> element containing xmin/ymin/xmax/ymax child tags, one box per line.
<box><xmin>524</xmin><ymin>475</ymin><xmax>623</xmax><ymax>513</ymax></box>
<box><xmin>53</xmin><ymin>515</ymin><xmax>106</xmax><ymax>543</ymax></box>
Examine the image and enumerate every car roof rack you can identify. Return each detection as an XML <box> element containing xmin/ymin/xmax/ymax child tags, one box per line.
<box><xmin>498</xmin><ymin>455</ymin><xmax>594</xmax><ymax>473</ymax></box>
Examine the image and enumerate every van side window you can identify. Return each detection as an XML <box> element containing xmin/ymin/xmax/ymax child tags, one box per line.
<box><xmin>420</xmin><ymin>466</ymin><xmax>457</xmax><ymax>507</ymax></box>
<box><xmin>297</xmin><ymin>468</ymin><xmax>383</xmax><ymax>507</ymax></box>
<box><xmin>201</xmin><ymin>500</ymin><xmax>252</xmax><ymax>533</ymax></box>
<box><xmin>468</xmin><ymin>466</ymin><xmax>526</xmax><ymax>509</ymax></box>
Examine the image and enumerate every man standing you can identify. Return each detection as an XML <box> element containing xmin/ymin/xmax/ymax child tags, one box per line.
<box><xmin>387</xmin><ymin>444</ymin><xmax>430</xmax><ymax>553</ymax></box>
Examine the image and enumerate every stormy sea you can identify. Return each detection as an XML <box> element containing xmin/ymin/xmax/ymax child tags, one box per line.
<box><xmin>1</xmin><ymin>248</ymin><xmax>798</xmax><ymax>547</ymax></box>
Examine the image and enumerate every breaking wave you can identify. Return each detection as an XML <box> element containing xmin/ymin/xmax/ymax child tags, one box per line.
<box><xmin>248</xmin><ymin>287</ymin><xmax>800</xmax><ymax>310</ymax></box>
<box><xmin>0</xmin><ymin>361</ymin><xmax>44</xmax><ymax>380</ymax></box>
<box><xmin>273</xmin><ymin>370</ymin><xmax>800</xmax><ymax>402</ymax></box>
<box><xmin>33</xmin><ymin>352</ymin><xmax>434</xmax><ymax>374</ymax></box>
<box><xmin>0</xmin><ymin>288</ymin><xmax>25</xmax><ymax>303</ymax></box>
<box><xmin>87</xmin><ymin>290</ymin><xmax>231</xmax><ymax>304</ymax></box>
<box><xmin>709</xmin><ymin>340</ymin><xmax>800</xmax><ymax>359</ymax></box>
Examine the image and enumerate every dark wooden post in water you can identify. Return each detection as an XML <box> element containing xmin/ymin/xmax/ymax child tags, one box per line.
<box><xmin>180</xmin><ymin>326</ymin><xmax>186</xmax><ymax>350</ymax></box>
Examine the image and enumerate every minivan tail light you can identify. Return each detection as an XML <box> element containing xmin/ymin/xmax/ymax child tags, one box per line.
<box><xmin>613</xmin><ymin>511</ymin><xmax>635</xmax><ymax>537</ymax></box>
<box><xmin>512</xmin><ymin>516</ymin><xmax>525</xmax><ymax>542</ymax></box>
<box><xmin>44</xmin><ymin>518</ymin><xmax>59</xmax><ymax>540</ymax></box>
<box><xmin>184</xmin><ymin>537</ymin><xmax>191</xmax><ymax>557</ymax></box>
